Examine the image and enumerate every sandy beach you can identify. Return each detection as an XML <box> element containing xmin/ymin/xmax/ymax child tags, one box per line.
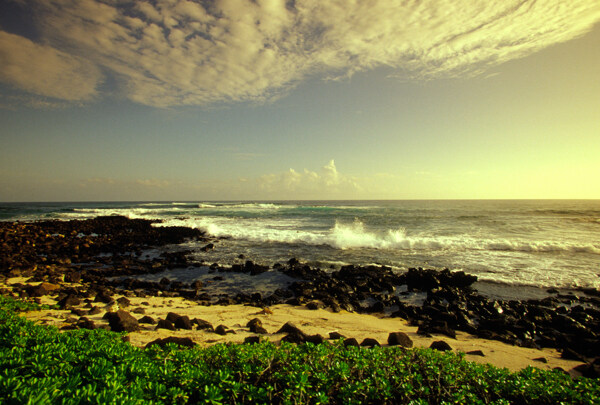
<box><xmin>11</xmin><ymin>280</ymin><xmax>582</xmax><ymax>376</ymax></box>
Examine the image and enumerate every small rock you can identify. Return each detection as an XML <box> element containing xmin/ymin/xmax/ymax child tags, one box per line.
<box><xmin>193</xmin><ymin>318</ymin><xmax>214</xmax><ymax>331</ymax></box>
<box><xmin>360</xmin><ymin>338</ymin><xmax>380</xmax><ymax>347</ymax></box>
<box><xmin>76</xmin><ymin>317</ymin><xmax>96</xmax><ymax>330</ymax></box>
<box><xmin>429</xmin><ymin>340</ymin><xmax>452</xmax><ymax>352</ymax></box>
<box><xmin>244</xmin><ymin>336</ymin><xmax>260</xmax><ymax>344</ymax></box>
<box><xmin>71</xmin><ymin>308</ymin><xmax>88</xmax><ymax>317</ymax></box>
<box><xmin>139</xmin><ymin>316</ymin><xmax>156</xmax><ymax>324</ymax></box>
<box><xmin>87</xmin><ymin>306</ymin><xmax>102</xmax><ymax>315</ymax></box>
<box><xmin>64</xmin><ymin>272</ymin><xmax>81</xmax><ymax>283</ymax></box>
<box><xmin>26</xmin><ymin>283</ymin><xmax>57</xmax><ymax>297</ymax></box>
<box><xmin>305</xmin><ymin>334</ymin><xmax>325</xmax><ymax>344</ymax></box>
<box><xmin>388</xmin><ymin>332</ymin><xmax>413</xmax><ymax>348</ymax></box>
<box><xmin>116</xmin><ymin>297</ymin><xmax>131</xmax><ymax>308</ymax></box>
<box><xmin>343</xmin><ymin>338</ymin><xmax>360</xmax><ymax>347</ymax></box>
<box><xmin>166</xmin><ymin>312</ymin><xmax>181</xmax><ymax>323</ymax></box>
<box><xmin>282</xmin><ymin>332</ymin><xmax>306</xmax><ymax>344</ymax></box>
<box><xmin>466</xmin><ymin>350</ymin><xmax>485</xmax><ymax>357</ymax></box>
<box><xmin>306</xmin><ymin>301</ymin><xmax>325</xmax><ymax>310</ymax></box>
<box><xmin>247</xmin><ymin>318</ymin><xmax>268</xmax><ymax>334</ymax></box>
<box><xmin>533</xmin><ymin>357</ymin><xmax>548</xmax><ymax>363</ymax></box>
<box><xmin>155</xmin><ymin>319</ymin><xmax>176</xmax><ymax>331</ymax></box>
<box><xmin>94</xmin><ymin>291</ymin><xmax>113</xmax><ymax>304</ymax></box>
<box><xmin>58</xmin><ymin>294</ymin><xmax>81</xmax><ymax>309</ymax></box>
<box><xmin>329</xmin><ymin>331</ymin><xmax>346</xmax><ymax>340</ymax></box>
<box><xmin>174</xmin><ymin>315</ymin><xmax>193</xmax><ymax>330</ymax></box>
<box><xmin>276</xmin><ymin>322</ymin><xmax>307</xmax><ymax>339</ymax></box>
<box><xmin>145</xmin><ymin>337</ymin><xmax>196</xmax><ymax>349</ymax></box>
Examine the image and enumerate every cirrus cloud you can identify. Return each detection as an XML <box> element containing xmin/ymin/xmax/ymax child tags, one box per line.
<box><xmin>1</xmin><ymin>0</ymin><xmax>599</xmax><ymax>107</ymax></box>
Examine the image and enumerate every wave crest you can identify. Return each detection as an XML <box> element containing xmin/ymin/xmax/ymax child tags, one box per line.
<box><xmin>331</xmin><ymin>220</ymin><xmax>408</xmax><ymax>249</ymax></box>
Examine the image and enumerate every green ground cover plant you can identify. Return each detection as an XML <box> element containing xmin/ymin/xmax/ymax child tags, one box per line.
<box><xmin>1</xmin><ymin>295</ymin><xmax>598</xmax><ymax>404</ymax></box>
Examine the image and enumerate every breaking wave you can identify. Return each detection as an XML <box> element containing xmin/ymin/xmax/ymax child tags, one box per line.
<box><xmin>158</xmin><ymin>217</ymin><xmax>600</xmax><ymax>255</ymax></box>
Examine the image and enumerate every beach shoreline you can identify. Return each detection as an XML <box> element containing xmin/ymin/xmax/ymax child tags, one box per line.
<box><xmin>1</xmin><ymin>216</ymin><xmax>599</xmax><ymax>378</ymax></box>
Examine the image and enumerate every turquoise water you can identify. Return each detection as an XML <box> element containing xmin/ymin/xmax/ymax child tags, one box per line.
<box><xmin>1</xmin><ymin>200</ymin><xmax>599</xmax><ymax>289</ymax></box>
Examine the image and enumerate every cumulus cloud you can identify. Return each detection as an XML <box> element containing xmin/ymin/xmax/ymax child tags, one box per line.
<box><xmin>1</xmin><ymin>0</ymin><xmax>599</xmax><ymax>107</ymax></box>
<box><xmin>256</xmin><ymin>160</ymin><xmax>360</xmax><ymax>198</ymax></box>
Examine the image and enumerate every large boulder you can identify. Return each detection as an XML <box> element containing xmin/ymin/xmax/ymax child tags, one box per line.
<box><xmin>105</xmin><ymin>310</ymin><xmax>140</xmax><ymax>332</ymax></box>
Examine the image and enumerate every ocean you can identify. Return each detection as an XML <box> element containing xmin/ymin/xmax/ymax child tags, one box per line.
<box><xmin>1</xmin><ymin>200</ymin><xmax>599</xmax><ymax>292</ymax></box>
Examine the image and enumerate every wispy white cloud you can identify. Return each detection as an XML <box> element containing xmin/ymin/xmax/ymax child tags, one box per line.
<box><xmin>1</xmin><ymin>0</ymin><xmax>599</xmax><ymax>107</ymax></box>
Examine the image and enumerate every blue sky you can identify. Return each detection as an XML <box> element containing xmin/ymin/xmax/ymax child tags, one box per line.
<box><xmin>1</xmin><ymin>0</ymin><xmax>599</xmax><ymax>201</ymax></box>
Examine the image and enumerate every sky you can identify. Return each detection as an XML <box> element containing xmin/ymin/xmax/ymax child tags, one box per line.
<box><xmin>0</xmin><ymin>0</ymin><xmax>599</xmax><ymax>202</ymax></box>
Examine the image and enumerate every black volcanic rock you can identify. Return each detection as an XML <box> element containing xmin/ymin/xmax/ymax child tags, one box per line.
<box><xmin>156</xmin><ymin>319</ymin><xmax>176</xmax><ymax>331</ymax></box>
<box><xmin>139</xmin><ymin>316</ymin><xmax>156</xmax><ymax>324</ymax></box>
<box><xmin>343</xmin><ymin>338</ymin><xmax>359</xmax><ymax>347</ymax></box>
<box><xmin>247</xmin><ymin>318</ymin><xmax>268</xmax><ymax>334</ymax></box>
<box><xmin>388</xmin><ymin>332</ymin><xmax>413</xmax><ymax>348</ymax></box>
<box><xmin>105</xmin><ymin>310</ymin><xmax>139</xmax><ymax>332</ymax></box>
<box><xmin>145</xmin><ymin>337</ymin><xmax>196</xmax><ymax>349</ymax></box>
<box><xmin>174</xmin><ymin>315</ymin><xmax>193</xmax><ymax>330</ymax></box>
<box><xmin>360</xmin><ymin>338</ymin><xmax>380</xmax><ymax>347</ymax></box>
<box><xmin>430</xmin><ymin>340</ymin><xmax>453</xmax><ymax>351</ymax></box>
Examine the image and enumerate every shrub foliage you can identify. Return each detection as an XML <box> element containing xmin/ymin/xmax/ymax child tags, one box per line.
<box><xmin>1</xmin><ymin>295</ymin><xmax>598</xmax><ymax>404</ymax></box>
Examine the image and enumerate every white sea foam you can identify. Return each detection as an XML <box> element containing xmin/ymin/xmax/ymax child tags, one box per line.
<box><xmin>156</xmin><ymin>216</ymin><xmax>600</xmax><ymax>257</ymax></box>
<box><xmin>197</xmin><ymin>203</ymin><xmax>218</xmax><ymax>208</ymax></box>
<box><xmin>330</xmin><ymin>220</ymin><xmax>408</xmax><ymax>249</ymax></box>
<box><xmin>65</xmin><ymin>207</ymin><xmax>166</xmax><ymax>219</ymax></box>
<box><xmin>486</xmin><ymin>240</ymin><xmax>600</xmax><ymax>254</ymax></box>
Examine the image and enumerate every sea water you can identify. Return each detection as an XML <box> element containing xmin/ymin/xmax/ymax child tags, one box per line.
<box><xmin>1</xmin><ymin>200</ymin><xmax>598</xmax><ymax>290</ymax></box>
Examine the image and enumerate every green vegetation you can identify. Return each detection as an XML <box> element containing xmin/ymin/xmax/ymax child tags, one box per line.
<box><xmin>1</xmin><ymin>296</ymin><xmax>598</xmax><ymax>404</ymax></box>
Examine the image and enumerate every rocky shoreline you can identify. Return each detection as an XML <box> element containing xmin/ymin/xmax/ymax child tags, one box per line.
<box><xmin>1</xmin><ymin>216</ymin><xmax>599</xmax><ymax>378</ymax></box>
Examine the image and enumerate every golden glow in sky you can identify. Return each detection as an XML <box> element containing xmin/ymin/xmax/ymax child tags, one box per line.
<box><xmin>0</xmin><ymin>0</ymin><xmax>599</xmax><ymax>201</ymax></box>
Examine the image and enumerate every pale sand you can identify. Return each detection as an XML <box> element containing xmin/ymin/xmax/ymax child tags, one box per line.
<box><xmin>20</xmin><ymin>293</ymin><xmax>584</xmax><ymax>376</ymax></box>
